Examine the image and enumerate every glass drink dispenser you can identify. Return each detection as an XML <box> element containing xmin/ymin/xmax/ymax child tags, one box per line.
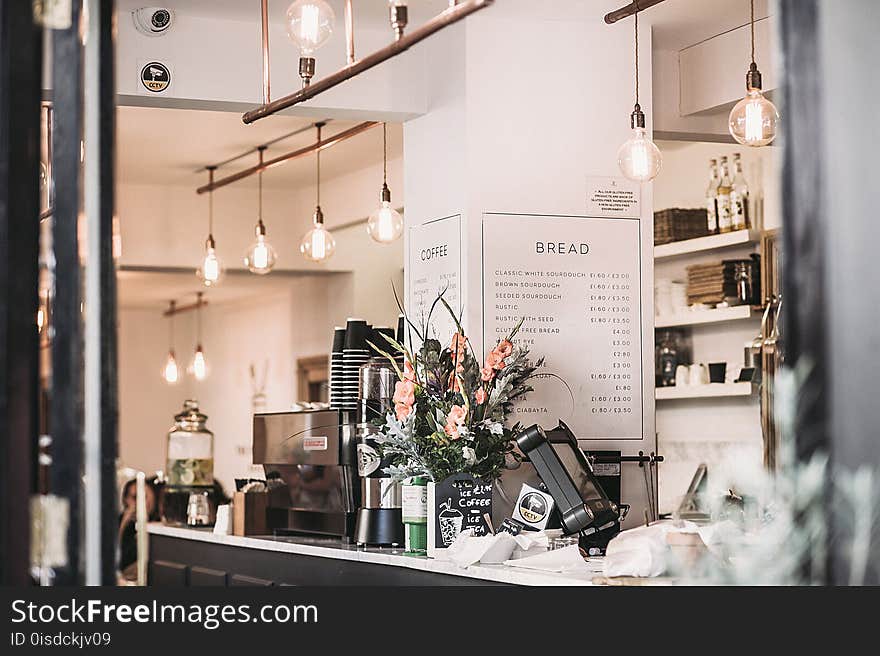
<box><xmin>162</xmin><ymin>400</ymin><xmax>215</xmax><ymax>525</ymax></box>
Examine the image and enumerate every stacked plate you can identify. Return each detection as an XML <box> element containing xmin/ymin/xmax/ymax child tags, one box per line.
<box><xmin>341</xmin><ymin>318</ymin><xmax>371</xmax><ymax>411</ymax></box>
<box><xmin>328</xmin><ymin>327</ymin><xmax>346</xmax><ymax>409</ymax></box>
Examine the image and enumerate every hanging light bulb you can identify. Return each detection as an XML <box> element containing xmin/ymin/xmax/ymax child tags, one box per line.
<box><xmin>162</xmin><ymin>301</ymin><xmax>180</xmax><ymax>384</ymax></box>
<box><xmin>244</xmin><ymin>147</ymin><xmax>277</xmax><ymax>274</ymax></box>
<box><xmin>617</xmin><ymin>4</ymin><xmax>661</xmax><ymax>182</ymax></box>
<box><xmin>189</xmin><ymin>293</ymin><xmax>208</xmax><ymax>381</ymax></box>
<box><xmin>191</xmin><ymin>345</ymin><xmax>208</xmax><ymax>381</ymax></box>
<box><xmin>368</xmin><ymin>123</ymin><xmax>403</xmax><ymax>244</ymax></box>
<box><xmin>728</xmin><ymin>0</ymin><xmax>779</xmax><ymax>147</ymax></box>
<box><xmin>164</xmin><ymin>351</ymin><xmax>180</xmax><ymax>384</ymax></box>
<box><xmin>196</xmin><ymin>166</ymin><xmax>225</xmax><ymax>287</ymax></box>
<box><xmin>300</xmin><ymin>207</ymin><xmax>336</xmax><ymax>262</ymax></box>
<box><xmin>300</xmin><ymin>123</ymin><xmax>336</xmax><ymax>262</ymax></box>
<box><xmin>286</xmin><ymin>0</ymin><xmax>335</xmax><ymax>87</ymax></box>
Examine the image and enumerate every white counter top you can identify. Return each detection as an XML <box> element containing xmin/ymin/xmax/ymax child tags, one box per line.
<box><xmin>148</xmin><ymin>524</ymin><xmax>600</xmax><ymax>586</ymax></box>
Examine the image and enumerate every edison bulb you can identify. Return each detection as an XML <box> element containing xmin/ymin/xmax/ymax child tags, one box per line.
<box><xmin>163</xmin><ymin>350</ymin><xmax>180</xmax><ymax>384</ymax></box>
<box><xmin>196</xmin><ymin>240</ymin><xmax>224</xmax><ymax>287</ymax></box>
<box><xmin>191</xmin><ymin>345</ymin><xmax>208</xmax><ymax>381</ymax></box>
<box><xmin>729</xmin><ymin>89</ymin><xmax>780</xmax><ymax>147</ymax></box>
<box><xmin>300</xmin><ymin>223</ymin><xmax>336</xmax><ymax>262</ymax></box>
<box><xmin>618</xmin><ymin>127</ymin><xmax>662</xmax><ymax>182</ymax></box>
<box><xmin>286</xmin><ymin>0</ymin><xmax>335</xmax><ymax>55</ymax></box>
<box><xmin>367</xmin><ymin>201</ymin><xmax>403</xmax><ymax>244</ymax></box>
<box><xmin>244</xmin><ymin>224</ymin><xmax>277</xmax><ymax>274</ymax></box>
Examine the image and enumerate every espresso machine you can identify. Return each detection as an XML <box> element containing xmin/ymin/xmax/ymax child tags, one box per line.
<box><xmin>354</xmin><ymin>353</ymin><xmax>405</xmax><ymax>546</ymax></box>
<box><xmin>252</xmin><ymin>408</ymin><xmax>360</xmax><ymax>540</ymax></box>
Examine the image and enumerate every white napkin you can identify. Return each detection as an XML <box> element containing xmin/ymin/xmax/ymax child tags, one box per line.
<box><xmin>502</xmin><ymin>544</ymin><xmax>597</xmax><ymax>574</ymax></box>
<box><xmin>213</xmin><ymin>504</ymin><xmax>232</xmax><ymax>536</ymax></box>
<box><xmin>602</xmin><ymin>520</ymin><xmax>699</xmax><ymax>578</ymax></box>
<box><xmin>446</xmin><ymin>529</ymin><xmax>550</xmax><ymax>568</ymax></box>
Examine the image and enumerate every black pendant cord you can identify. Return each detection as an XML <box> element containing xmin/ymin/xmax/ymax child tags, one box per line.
<box><xmin>634</xmin><ymin>1</ymin><xmax>639</xmax><ymax>107</ymax></box>
<box><xmin>316</xmin><ymin>124</ymin><xmax>322</xmax><ymax>209</ymax></box>
<box><xmin>207</xmin><ymin>167</ymin><xmax>216</xmax><ymax>241</ymax></box>
<box><xmin>382</xmin><ymin>122</ymin><xmax>388</xmax><ymax>186</ymax></box>
<box><xmin>257</xmin><ymin>147</ymin><xmax>265</xmax><ymax>227</ymax></box>
<box><xmin>196</xmin><ymin>293</ymin><xmax>203</xmax><ymax>347</ymax></box>
<box><xmin>750</xmin><ymin>0</ymin><xmax>756</xmax><ymax>65</ymax></box>
<box><xmin>168</xmin><ymin>301</ymin><xmax>175</xmax><ymax>352</ymax></box>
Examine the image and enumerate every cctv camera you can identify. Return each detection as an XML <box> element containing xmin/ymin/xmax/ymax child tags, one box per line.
<box><xmin>132</xmin><ymin>7</ymin><xmax>174</xmax><ymax>36</ymax></box>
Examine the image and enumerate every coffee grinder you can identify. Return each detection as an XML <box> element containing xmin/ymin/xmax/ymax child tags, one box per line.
<box><xmin>354</xmin><ymin>332</ymin><xmax>404</xmax><ymax>546</ymax></box>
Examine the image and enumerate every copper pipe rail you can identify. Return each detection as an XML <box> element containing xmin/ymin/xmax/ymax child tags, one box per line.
<box><xmin>261</xmin><ymin>0</ymin><xmax>271</xmax><ymax>104</ymax></box>
<box><xmin>604</xmin><ymin>0</ymin><xmax>667</xmax><ymax>24</ymax></box>
<box><xmin>242</xmin><ymin>0</ymin><xmax>494</xmax><ymax>124</ymax></box>
<box><xmin>195</xmin><ymin>121</ymin><xmax>379</xmax><ymax>194</ymax></box>
<box><xmin>163</xmin><ymin>295</ymin><xmax>208</xmax><ymax>317</ymax></box>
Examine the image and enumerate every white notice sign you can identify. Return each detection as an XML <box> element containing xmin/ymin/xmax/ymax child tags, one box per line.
<box><xmin>586</xmin><ymin>176</ymin><xmax>641</xmax><ymax>218</ymax></box>
<box><xmin>407</xmin><ymin>215</ymin><xmax>462</xmax><ymax>341</ymax></box>
<box><xmin>482</xmin><ymin>213</ymin><xmax>643</xmax><ymax>440</ymax></box>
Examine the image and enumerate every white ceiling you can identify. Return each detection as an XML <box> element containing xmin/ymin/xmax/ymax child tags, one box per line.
<box><xmin>117</xmin><ymin>268</ymin><xmax>340</xmax><ymax>309</ymax></box>
<box><xmin>117</xmin><ymin>105</ymin><xmax>401</xmax><ymax>189</ymax></box>
<box><xmin>648</xmin><ymin>0</ymin><xmax>771</xmax><ymax>51</ymax></box>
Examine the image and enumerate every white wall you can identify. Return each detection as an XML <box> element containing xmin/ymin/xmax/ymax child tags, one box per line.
<box><xmin>653</xmin><ymin>139</ymin><xmax>780</xmax><ymax>513</ymax></box>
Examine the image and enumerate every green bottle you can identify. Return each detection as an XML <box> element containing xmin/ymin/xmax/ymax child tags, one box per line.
<box><xmin>401</xmin><ymin>476</ymin><xmax>428</xmax><ymax>555</ymax></box>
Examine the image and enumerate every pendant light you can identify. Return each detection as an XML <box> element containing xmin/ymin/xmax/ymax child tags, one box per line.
<box><xmin>162</xmin><ymin>300</ymin><xmax>180</xmax><ymax>384</ymax></box>
<box><xmin>196</xmin><ymin>166</ymin><xmax>224</xmax><ymax>287</ymax></box>
<box><xmin>367</xmin><ymin>123</ymin><xmax>403</xmax><ymax>244</ymax></box>
<box><xmin>617</xmin><ymin>2</ymin><xmax>661</xmax><ymax>182</ymax></box>
<box><xmin>190</xmin><ymin>292</ymin><xmax>208</xmax><ymax>382</ymax></box>
<box><xmin>244</xmin><ymin>146</ymin><xmax>277</xmax><ymax>274</ymax></box>
<box><xmin>299</xmin><ymin>123</ymin><xmax>336</xmax><ymax>262</ymax></box>
<box><xmin>728</xmin><ymin>0</ymin><xmax>779</xmax><ymax>147</ymax></box>
<box><xmin>286</xmin><ymin>0</ymin><xmax>336</xmax><ymax>88</ymax></box>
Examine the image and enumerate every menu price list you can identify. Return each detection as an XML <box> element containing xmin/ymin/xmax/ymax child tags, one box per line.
<box><xmin>482</xmin><ymin>213</ymin><xmax>643</xmax><ymax>440</ymax></box>
<box><xmin>407</xmin><ymin>215</ymin><xmax>462</xmax><ymax>341</ymax></box>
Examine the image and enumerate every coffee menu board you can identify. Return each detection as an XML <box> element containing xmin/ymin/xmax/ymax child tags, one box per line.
<box><xmin>407</xmin><ymin>215</ymin><xmax>462</xmax><ymax>341</ymax></box>
<box><xmin>482</xmin><ymin>213</ymin><xmax>643</xmax><ymax>440</ymax></box>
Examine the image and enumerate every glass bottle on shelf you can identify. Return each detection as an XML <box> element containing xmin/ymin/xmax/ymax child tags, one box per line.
<box><xmin>656</xmin><ymin>331</ymin><xmax>679</xmax><ymax>388</ymax></box>
<box><xmin>705</xmin><ymin>159</ymin><xmax>719</xmax><ymax>235</ymax></box>
<box><xmin>162</xmin><ymin>399</ymin><xmax>215</xmax><ymax>525</ymax></box>
<box><xmin>731</xmin><ymin>153</ymin><xmax>750</xmax><ymax>231</ymax></box>
<box><xmin>716</xmin><ymin>156</ymin><xmax>733</xmax><ymax>233</ymax></box>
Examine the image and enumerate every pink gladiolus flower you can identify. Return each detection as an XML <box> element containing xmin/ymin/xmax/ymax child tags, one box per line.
<box><xmin>495</xmin><ymin>340</ymin><xmax>513</xmax><ymax>358</ymax></box>
<box><xmin>475</xmin><ymin>388</ymin><xmax>488</xmax><ymax>405</ymax></box>
<box><xmin>481</xmin><ymin>367</ymin><xmax>494</xmax><ymax>382</ymax></box>
<box><xmin>395</xmin><ymin>403</ymin><xmax>412</xmax><ymax>421</ymax></box>
<box><xmin>447</xmin><ymin>404</ymin><xmax>466</xmax><ymax>426</ymax></box>
<box><xmin>393</xmin><ymin>380</ymin><xmax>415</xmax><ymax>406</ymax></box>
<box><xmin>485</xmin><ymin>351</ymin><xmax>506</xmax><ymax>370</ymax></box>
<box><xmin>449</xmin><ymin>332</ymin><xmax>468</xmax><ymax>358</ymax></box>
<box><xmin>444</xmin><ymin>421</ymin><xmax>460</xmax><ymax>440</ymax></box>
<box><xmin>403</xmin><ymin>360</ymin><xmax>416</xmax><ymax>382</ymax></box>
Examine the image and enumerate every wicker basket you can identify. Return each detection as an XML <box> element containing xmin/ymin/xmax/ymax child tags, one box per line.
<box><xmin>654</xmin><ymin>208</ymin><xmax>709</xmax><ymax>245</ymax></box>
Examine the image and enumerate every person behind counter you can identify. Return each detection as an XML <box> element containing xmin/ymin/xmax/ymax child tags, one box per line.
<box><xmin>117</xmin><ymin>476</ymin><xmax>162</xmax><ymax>582</ymax></box>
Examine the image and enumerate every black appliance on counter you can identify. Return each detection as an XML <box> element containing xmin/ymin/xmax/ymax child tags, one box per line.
<box><xmin>512</xmin><ymin>421</ymin><xmax>626</xmax><ymax>555</ymax></box>
<box><xmin>252</xmin><ymin>409</ymin><xmax>360</xmax><ymax>541</ymax></box>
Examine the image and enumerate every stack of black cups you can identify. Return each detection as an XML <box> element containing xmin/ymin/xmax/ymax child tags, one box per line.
<box><xmin>341</xmin><ymin>318</ymin><xmax>371</xmax><ymax>412</ymax></box>
<box><xmin>371</xmin><ymin>326</ymin><xmax>395</xmax><ymax>360</ymax></box>
<box><xmin>328</xmin><ymin>327</ymin><xmax>346</xmax><ymax>409</ymax></box>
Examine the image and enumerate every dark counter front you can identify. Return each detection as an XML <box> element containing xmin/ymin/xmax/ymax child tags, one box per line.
<box><xmin>146</xmin><ymin>525</ymin><xmax>598</xmax><ymax>586</ymax></box>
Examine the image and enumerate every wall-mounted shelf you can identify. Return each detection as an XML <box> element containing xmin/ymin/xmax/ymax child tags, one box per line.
<box><xmin>654</xmin><ymin>229</ymin><xmax>759</xmax><ymax>260</ymax></box>
<box><xmin>655</xmin><ymin>382</ymin><xmax>754</xmax><ymax>401</ymax></box>
<box><xmin>655</xmin><ymin>305</ymin><xmax>754</xmax><ymax>329</ymax></box>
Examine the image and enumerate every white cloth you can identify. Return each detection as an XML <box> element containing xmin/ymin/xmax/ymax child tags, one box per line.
<box><xmin>602</xmin><ymin>520</ymin><xmax>699</xmax><ymax>578</ymax></box>
<box><xmin>503</xmin><ymin>544</ymin><xmax>601</xmax><ymax>574</ymax></box>
<box><xmin>446</xmin><ymin>529</ymin><xmax>550</xmax><ymax>568</ymax></box>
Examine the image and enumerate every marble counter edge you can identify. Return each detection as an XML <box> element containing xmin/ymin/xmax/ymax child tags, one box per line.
<box><xmin>147</xmin><ymin>524</ymin><xmax>597</xmax><ymax>586</ymax></box>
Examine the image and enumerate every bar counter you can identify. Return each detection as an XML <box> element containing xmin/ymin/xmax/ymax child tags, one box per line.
<box><xmin>147</xmin><ymin>524</ymin><xmax>601</xmax><ymax>587</ymax></box>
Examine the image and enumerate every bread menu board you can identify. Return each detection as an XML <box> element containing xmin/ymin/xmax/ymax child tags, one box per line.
<box><xmin>482</xmin><ymin>213</ymin><xmax>643</xmax><ymax>440</ymax></box>
<box><xmin>407</xmin><ymin>215</ymin><xmax>462</xmax><ymax>341</ymax></box>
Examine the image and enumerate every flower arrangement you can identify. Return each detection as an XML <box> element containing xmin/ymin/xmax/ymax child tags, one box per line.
<box><xmin>369</xmin><ymin>296</ymin><xmax>543</xmax><ymax>483</ymax></box>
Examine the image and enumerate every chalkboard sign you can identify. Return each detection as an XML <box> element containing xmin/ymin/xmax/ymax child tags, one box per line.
<box><xmin>428</xmin><ymin>474</ymin><xmax>493</xmax><ymax>554</ymax></box>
